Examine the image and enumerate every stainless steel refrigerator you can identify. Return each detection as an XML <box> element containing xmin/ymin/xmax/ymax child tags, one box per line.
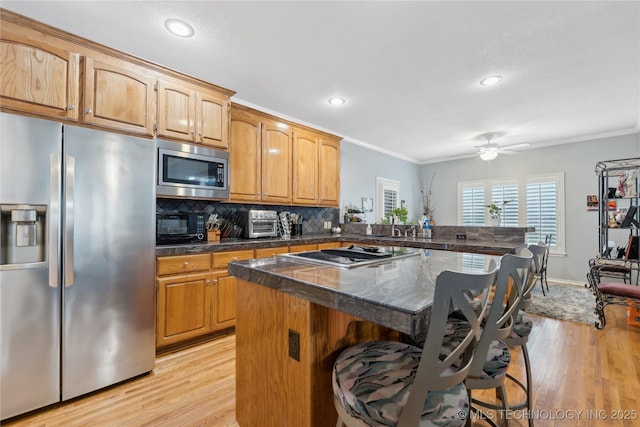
<box><xmin>0</xmin><ymin>113</ymin><xmax>156</xmax><ymax>420</ymax></box>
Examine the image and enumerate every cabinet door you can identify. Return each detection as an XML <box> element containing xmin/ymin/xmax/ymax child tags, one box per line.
<box><xmin>262</xmin><ymin>119</ymin><xmax>292</xmax><ymax>204</ymax></box>
<box><xmin>318</xmin><ymin>137</ymin><xmax>340</xmax><ymax>207</ymax></box>
<box><xmin>0</xmin><ymin>28</ymin><xmax>79</xmax><ymax>121</ymax></box>
<box><xmin>156</xmin><ymin>272</ymin><xmax>212</xmax><ymax>347</ymax></box>
<box><xmin>83</xmin><ymin>56</ymin><xmax>155</xmax><ymax>135</ymax></box>
<box><xmin>230</xmin><ymin>109</ymin><xmax>262</xmax><ymax>202</ymax></box>
<box><xmin>156</xmin><ymin>79</ymin><xmax>196</xmax><ymax>141</ymax></box>
<box><xmin>196</xmin><ymin>90</ymin><xmax>228</xmax><ymax>149</ymax></box>
<box><xmin>292</xmin><ymin>129</ymin><xmax>319</xmax><ymax>205</ymax></box>
<box><xmin>213</xmin><ymin>274</ymin><xmax>237</xmax><ymax>330</ymax></box>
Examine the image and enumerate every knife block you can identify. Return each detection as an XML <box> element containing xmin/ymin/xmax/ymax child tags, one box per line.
<box><xmin>207</xmin><ymin>230</ymin><xmax>221</xmax><ymax>243</ymax></box>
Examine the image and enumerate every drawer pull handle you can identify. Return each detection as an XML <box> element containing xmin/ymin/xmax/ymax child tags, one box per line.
<box><xmin>183</xmin><ymin>262</ymin><xmax>189</xmax><ymax>267</ymax></box>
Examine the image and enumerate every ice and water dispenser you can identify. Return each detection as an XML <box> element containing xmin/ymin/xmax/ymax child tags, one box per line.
<box><xmin>0</xmin><ymin>205</ymin><xmax>47</xmax><ymax>266</ymax></box>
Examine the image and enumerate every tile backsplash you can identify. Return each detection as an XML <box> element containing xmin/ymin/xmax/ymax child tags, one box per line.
<box><xmin>156</xmin><ymin>199</ymin><xmax>340</xmax><ymax>236</ymax></box>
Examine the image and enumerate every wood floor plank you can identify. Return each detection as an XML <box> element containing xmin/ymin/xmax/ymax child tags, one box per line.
<box><xmin>3</xmin><ymin>303</ymin><xmax>639</xmax><ymax>427</ymax></box>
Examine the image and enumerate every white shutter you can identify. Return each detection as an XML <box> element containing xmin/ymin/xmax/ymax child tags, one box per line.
<box><xmin>526</xmin><ymin>181</ymin><xmax>557</xmax><ymax>245</ymax></box>
<box><xmin>491</xmin><ymin>184</ymin><xmax>519</xmax><ymax>226</ymax></box>
<box><xmin>462</xmin><ymin>185</ymin><xmax>485</xmax><ymax>225</ymax></box>
<box><xmin>383</xmin><ymin>189</ymin><xmax>397</xmax><ymax>217</ymax></box>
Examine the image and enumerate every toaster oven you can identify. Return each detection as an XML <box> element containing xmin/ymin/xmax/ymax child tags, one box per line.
<box><xmin>241</xmin><ymin>210</ymin><xmax>278</xmax><ymax>238</ymax></box>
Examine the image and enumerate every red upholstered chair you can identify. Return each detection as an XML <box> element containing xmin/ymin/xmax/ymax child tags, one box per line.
<box><xmin>587</xmin><ymin>261</ymin><xmax>640</xmax><ymax>329</ymax></box>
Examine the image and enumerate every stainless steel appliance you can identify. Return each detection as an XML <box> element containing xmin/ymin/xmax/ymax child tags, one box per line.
<box><xmin>156</xmin><ymin>139</ymin><xmax>229</xmax><ymax>200</ymax></box>
<box><xmin>241</xmin><ymin>209</ymin><xmax>279</xmax><ymax>238</ymax></box>
<box><xmin>156</xmin><ymin>212</ymin><xmax>206</xmax><ymax>245</ymax></box>
<box><xmin>0</xmin><ymin>113</ymin><xmax>156</xmax><ymax>420</ymax></box>
<box><xmin>281</xmin><ymin>245</ymin><xmax>420</xmax><ymax>269</ymax></box>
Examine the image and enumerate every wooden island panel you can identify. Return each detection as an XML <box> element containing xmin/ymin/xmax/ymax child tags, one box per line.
<box><xmin>235</xmin><ymin>278</ymin><xmax>398</xmax><ymax>427</ymax></box>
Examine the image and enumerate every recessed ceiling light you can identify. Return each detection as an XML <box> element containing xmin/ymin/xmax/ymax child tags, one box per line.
<box><xmin>328</xmin><ymin>97</ymin><xmax>346</xmax><ymax>106</ymax></box>
<box><xmin>479</xmin><ymin>75</ymin><xmax>503</xmax><ymax>86</ymax></box>
<box><xmin>164</xmin><ymin>19</ymin><xmax>195</xmax><ymax>38</ymax></box>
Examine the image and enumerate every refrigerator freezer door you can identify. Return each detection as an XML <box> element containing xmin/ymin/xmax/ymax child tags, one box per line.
<box><xmin>61</xmin><ymin>127</ymin><xmax>156</xmax><ymax>400</ymax></box>
<box><xmin>0</xmin><ymin>113</ymin><xmax>62</xmax><ymax>420</ymax></box>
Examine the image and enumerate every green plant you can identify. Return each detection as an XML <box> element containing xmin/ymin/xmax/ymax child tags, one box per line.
<box><xmin>486</xmin><ymin>201</ymin><xmax>511</xmax><ymax>217</ymax></box>
<box><xmin>384</xmin><ymin>207</ymin><xmax>409</xmax><ymax>224</ymax></box>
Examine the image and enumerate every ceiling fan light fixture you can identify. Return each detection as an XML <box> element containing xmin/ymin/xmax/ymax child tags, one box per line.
<box><xmin>480</xmin><ymin>150</ymin><xmax>498</xmax><ymax>161</ymax></box>
<box><xmin>328</xmin><ymin>97</ymin><xmax>346</xmax><ymax>106</ymax></box>
<box><xmin>164</xmin><ymin>19</ymin><xmax>195</xmax><ymax>38</ymax></box>
<box><xmin>479</xmin><ymin>75</ymin><xmax>503</xmax><ymax>86</ymax></box>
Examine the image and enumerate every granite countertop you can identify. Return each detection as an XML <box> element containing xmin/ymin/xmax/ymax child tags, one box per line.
<box><xmin>228</xmin><ymin>248</ymin><xmax>497</xmax><ymax>336</ymax></box>
<box><xmin>155</xmin><ymin>233</ymin><xmax>522</xmax><ymax>257</ymax></box>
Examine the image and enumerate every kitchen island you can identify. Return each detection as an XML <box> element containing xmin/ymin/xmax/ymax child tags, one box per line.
<box><xmin>228</xmin><ymin>248</ymin><xmax>497</xmax><ymax>427</ymax></box>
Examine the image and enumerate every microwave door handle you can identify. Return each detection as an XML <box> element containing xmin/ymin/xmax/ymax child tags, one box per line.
<box><xmin>49</xmin><ymin>153</ymin><xmax>61</xmax><ymax>288</ymax></box>
<box><xmin>63</xmin><ymin>155</ymin><xmax>75</xmax><ymax>287</ymax></box>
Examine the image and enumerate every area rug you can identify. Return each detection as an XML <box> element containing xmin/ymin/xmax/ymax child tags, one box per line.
<box><xmin>525</xmin><ymin>281</ymin><xmax>597</xmax><ymax>325</ymax></box>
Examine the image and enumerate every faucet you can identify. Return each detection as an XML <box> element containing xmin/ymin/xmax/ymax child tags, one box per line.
<box><xmin>391</xmin><ymin>216</ymin><xmax>401</xmax><ymax>237</ymax></box>
<box><xmin>405</xmin><ymin>226</ymin><xmax>416</xmax><ymax>238</ymax></box>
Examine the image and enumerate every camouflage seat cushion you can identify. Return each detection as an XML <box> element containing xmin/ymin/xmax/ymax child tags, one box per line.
<box><xmin>510</xmin><ymin>312</ymin><xmax>532</xmax><ymax>339</ymax></box>
<box><xmin>332</xmin><ymin>341</ymin><xmax>469</xmax><ymax>427</ymax></box>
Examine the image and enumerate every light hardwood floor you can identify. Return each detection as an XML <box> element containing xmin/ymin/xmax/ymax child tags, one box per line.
<box><xmin>4</xmin><ymin>305</ymin><xmax>639</xmax><ymax>427</ymax></box>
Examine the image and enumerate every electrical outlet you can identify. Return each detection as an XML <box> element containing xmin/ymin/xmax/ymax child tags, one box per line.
<box><xmin>288</xmin><ymin>329</ymin><xmax>300</xmax><ymax>361</ymax></box>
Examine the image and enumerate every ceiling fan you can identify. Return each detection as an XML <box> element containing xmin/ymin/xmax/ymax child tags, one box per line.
<box><xmin>474</xmin><ymin>133</ymin><xmax>529</xmax><ymax>161</ymax></box>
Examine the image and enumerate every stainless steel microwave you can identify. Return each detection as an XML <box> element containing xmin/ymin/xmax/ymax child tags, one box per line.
<box><xmin>156</xmin><ymin>140</ymin><xmax>229</xmax><ymax>199</ymax></box>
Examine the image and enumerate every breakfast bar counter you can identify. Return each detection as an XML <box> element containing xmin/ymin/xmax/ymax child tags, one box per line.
<box><xmin>228</xmin><ymin>249</ymin><xmax>497</xmax><ymax>427</ymax></box>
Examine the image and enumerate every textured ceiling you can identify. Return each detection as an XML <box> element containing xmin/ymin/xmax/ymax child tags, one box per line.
<box><xmin>3</xmin><ymin>1</ymin><xmax>639</xmax><ymax>163</ymax></box>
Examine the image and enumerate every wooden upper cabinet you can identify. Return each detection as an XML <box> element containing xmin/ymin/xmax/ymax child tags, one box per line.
<box><xmin>156</xmin><ymin>79</ymin><xmax>196</xmax><ymax>141</ymax></box>
<box><xmin>230</xmin><ymin>109</ymin><xmax>262</xmax><ymax>202</ymax></box>
<box><xmin>318</xmin><ymin>136</ymin><xmax>341</xmax><ymax>206</ymax></box>
<box><xmin>292</xmin><ymin>128</ymin><xmax>319</xmax><ymax>205</ymax></box>
<box><xmin>0</xmin><ymin>24</ymin><xmax>80</xmax><ymax>121</ymax></box>
<box><xmin>83</xmin><ymin>56</ymin><xmax>155</xmax><ymax>135</ymax></box>
<box><xmin>261</xmin><ymin>119</ymin><xmax>292</xmax><ymax>204</ymax></box>
<box><xmin>157</xmin><ymin>78</ymin><xmax>230</xmax><ymax>148</ymax></box>
<box><xmin>197</xmin><ymin>90</ymin><xmax>229</xmax><ymax>149</ymax></box>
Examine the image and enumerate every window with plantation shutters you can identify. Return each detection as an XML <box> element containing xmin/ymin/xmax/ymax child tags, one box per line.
<box><xmin>491</xmin><ymin>184</ymin><xmax>519</xmax><ymax>227</ymax></box>
<box><xmin>461</xmin><ymin>184</ymin><xmax>485</xmax><ymax>226</ymax></box>
<box><xmin>458</xmin><ymin>173</ymin><xmax>565</xmax><ymax>254</ymax></box>
<box><xmin>526</xmin><ymin>179</ymin><xmax>559</xmax><ymax>246</ymax></box>
<box><xmin>376</xmin><ymin>177</ymin><xmax>399</xmax><ymax>222</ymax></box>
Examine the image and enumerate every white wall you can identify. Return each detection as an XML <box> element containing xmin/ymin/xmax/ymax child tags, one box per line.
<box><xmin>340</xmin><ymin>142</ymin><xmax>421</xmax><ymax>224</ymax></box>
<box><xmin>340</xmin><ymin>132</ymin><xmax>640</xmax><ymax>282</ymax></box>
<box><xmin>420</xmin><ymin>133</ymin><xmax>640</xmax><ymax>282</ymax></box>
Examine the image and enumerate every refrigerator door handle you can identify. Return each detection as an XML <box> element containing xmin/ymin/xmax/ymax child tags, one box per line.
<box><xmin>64</xmin><ymin>155</ymin><xmax>75</xmax><ymax>287</ymax></box>
<box><xmin>49</xmin><ymin>153</ymin><xmax>61</xmax><ymax>288</ymax></box>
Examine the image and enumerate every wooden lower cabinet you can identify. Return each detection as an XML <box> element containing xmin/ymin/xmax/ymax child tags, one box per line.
<box><xmin>211</xmin><ymin>250</ymin><xmax>254</xmax><ymax>331</ymax></box>
<box><xmin>156</xmin><ymin>249</ymin><xmax>252</xmax><ymax>349</ymax></box>
<box><xmin>156</xmin><ymin>271</ymin><xmax>212</xmax><ymax>348</ymax></box>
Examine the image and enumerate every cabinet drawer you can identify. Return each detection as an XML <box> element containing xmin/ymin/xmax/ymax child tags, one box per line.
<box><xmin>157</xmin><ymin>254</ymin><xmax>211</xmax><ymax>276</ymax></box>
<box><xmin>317</xmin><ymin>242</ymin><xmax>341</xmax><ymax>250</ymax></box>
<box><xmin>289</xmin><ymin>244</ymin><xmax>317</xmax><ymax>253</ymax></box>
<box><xmin>212</xmin><ymin>250</ymin><xmax>254</xmax><ymax>270</ymax></box>
<box><xmin>254</xmin><ymin>246</ymin><xmax>289</xmax><ymax>258</ymax></box>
